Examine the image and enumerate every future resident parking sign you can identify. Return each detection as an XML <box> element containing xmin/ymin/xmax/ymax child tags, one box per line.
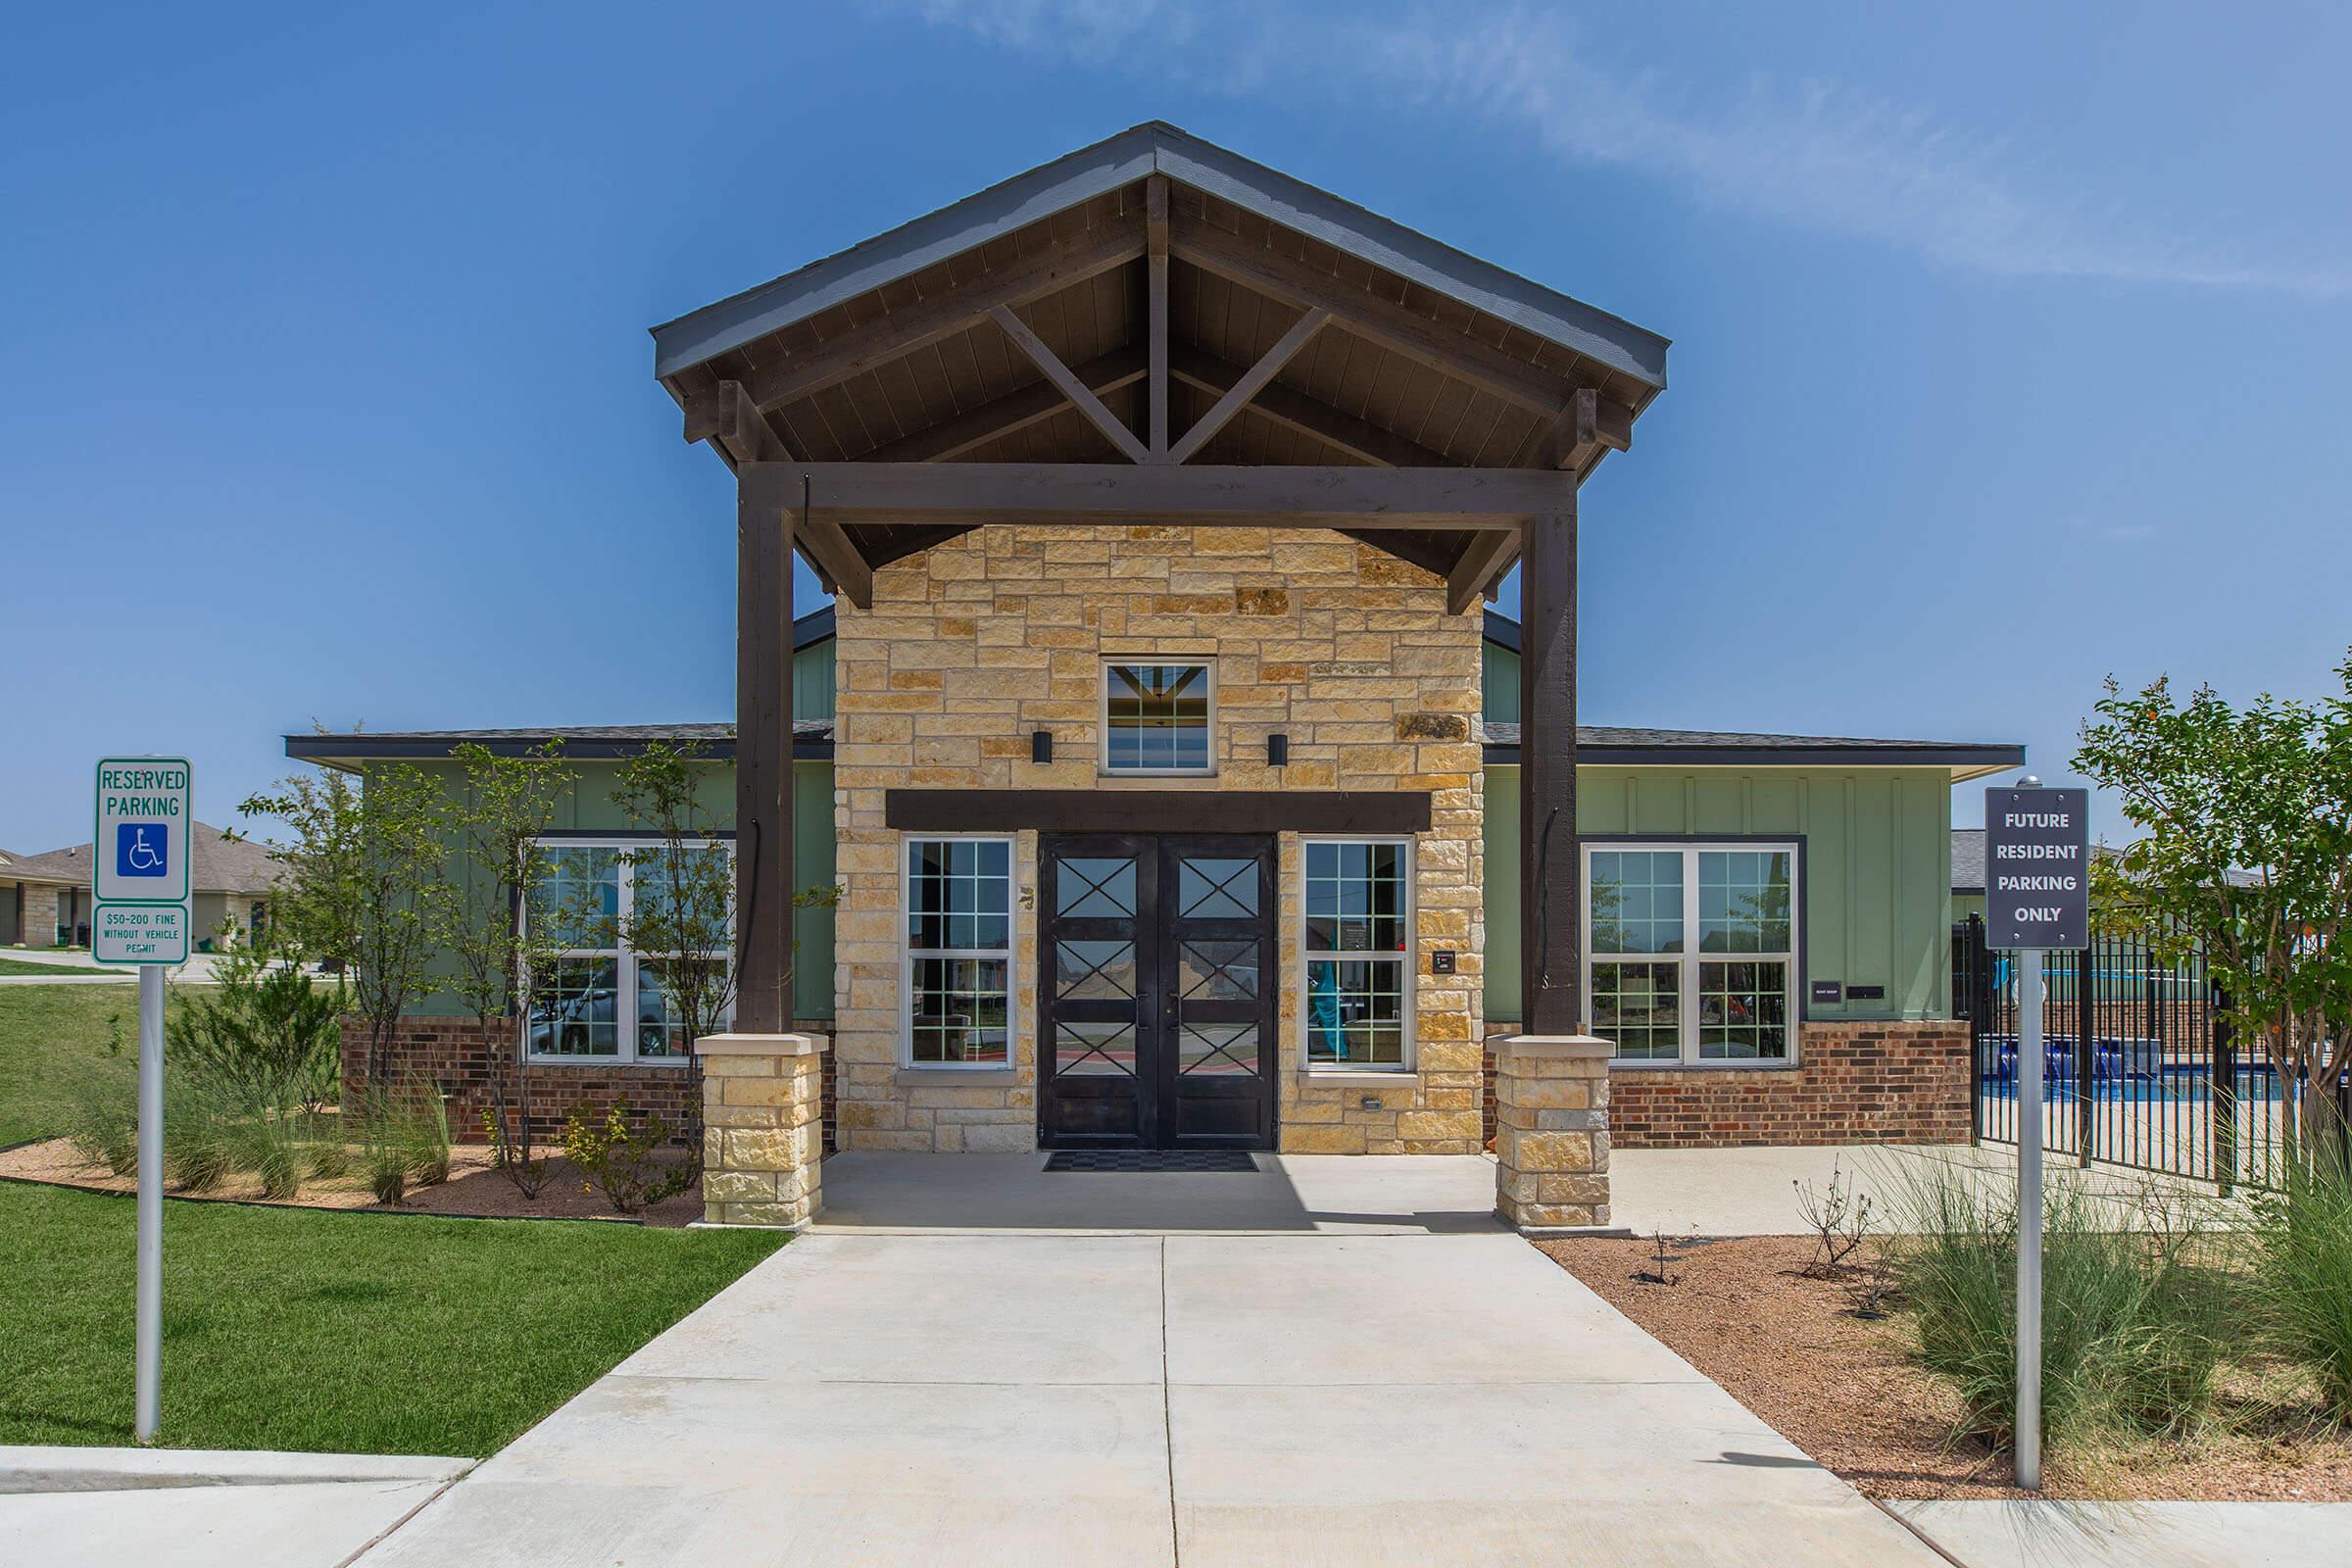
<box><xmin>1984</xmin><ymin>785</ymin><xmax>2090</xmax><ymax>951</ymax></box>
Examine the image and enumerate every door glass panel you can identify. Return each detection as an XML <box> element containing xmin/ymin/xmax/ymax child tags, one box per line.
<box><xmin>1055</xmin><ymin>940</ymin><xmax>1135</xmax><ymax>1001</ymax></box>
<box><xmin>1178</xmin><ymin>1023</ymin><xmax>1258</xmax><ymax>1076</ymax></box>
<box><xmin>1179</xmin><ymin>939</ymin><xmax>1257</xmax><ymax>1001</ymax></box>
<box><xmin>1057</xmin><ymin>857</ymin><xmax>1137</xmax><ymax>918</ymax></box>
<box><xmin>1056</xmin><ymin>1021</ymin><xmax>1137</xmax><ymax>1076</ymax></box>
<box><xmin>1178</xmin><ymin>858</ymin><xmax>1256</xmax><ymax>919</ymax></box>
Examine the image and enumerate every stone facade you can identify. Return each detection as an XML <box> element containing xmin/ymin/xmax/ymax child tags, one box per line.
<box><xmin>697</xmin><ymin>1033</ymin><xmax>827</xmax><ymax>1228</ymax></box>
<box><xmin>1491</xmin><ymin>1035</ymin><xmax>1612</xmax><ymax>1230</ymax></box>
<box><xmin>1604</xmin><ymin>1020</ymin><xmax>1971</xmax><ymax>1148</ymax></box>
<box><xmin>19</xmin><ymin>884</ymin><xmax>63</xmax><ymax>948</ymax></box>
<box><xmin>829</xmin><ymin>524</ymin><xmax>1486</xmax><ymax>1154</ymax></box>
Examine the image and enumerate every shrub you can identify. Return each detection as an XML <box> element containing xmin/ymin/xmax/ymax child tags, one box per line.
<box><xmin>400</xmin><ymin>1091</ymin><xmax>452</xmax><ymax>1186</ymax></box>
<box><xmin>560</xmin><ymin>1100</ymin><xmax>691</xmax><ymax>1214</ymax></box>
<box><xmin>61</xmin><ymin>1068</ymin><xmax>137</xmax><ymax>1177</ymax></box>
<box><xmin>1885</xmin><ymin>1161</ymin><xmax>2232</xmax><ymax>1454</ymax></box>
<box><xmin>2249</xmin><ymin>1164</ymin><xmax>2352</xmax><ymax>1422</ymax></box>
<box><xmin>229</xmin><ymin>1109</ymin><xmax>306</xmax><ymax>1200</ymax></box>
<box><xmin>162</xmin><ymin>1078</ymin><xmax>236</xmax><ymax>1192</ymax></box>
<box><xmin>354</xmin><ymin>1085</ymin><xmax>450</xmax><ymax>1204</ymax></box>
<box><xmin>166</xmin><ymin>947</ymin><xmax>343</xmax><ymax>1113</ymax></box>
<box><xmin>363</xmin><ymin>1136</ymin><xmax>407</xmax><ymax>1206</ymax></box>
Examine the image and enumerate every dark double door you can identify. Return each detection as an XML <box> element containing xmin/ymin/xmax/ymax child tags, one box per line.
<box><xmin>1039</xmin><ymin>833</ymin><xmax>1277</xmax><ymax>1151</ymax></box>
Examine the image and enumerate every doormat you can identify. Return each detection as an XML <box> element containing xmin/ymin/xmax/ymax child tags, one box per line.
<box><xmin>1042</xmin><ymin>1150</ymin><xmax>1260</xmax><ymax>1173</ymax></box>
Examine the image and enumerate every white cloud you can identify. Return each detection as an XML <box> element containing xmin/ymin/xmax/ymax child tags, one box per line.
<box><xmin>904</xmin><ymin>0</ymin><xmax>2350</xmax><ymax>298</ymax></box>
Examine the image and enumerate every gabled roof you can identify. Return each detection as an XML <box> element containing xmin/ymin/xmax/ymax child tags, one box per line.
<box><xmin>4</xmin><ymin>822</ymin><xmax>285</xmax><ymax>895</ymax></box>
<box><xmin>654</xmin><ymin>122</ymin><xmax>1668</xmax><ymax>392</ymax></box>
<box><xmin>652</xmin><ymin>123</ymin><xmax>1671</xmax><ymax>610</ymax></box>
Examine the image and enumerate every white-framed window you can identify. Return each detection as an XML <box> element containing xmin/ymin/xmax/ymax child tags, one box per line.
<box><xmin>524</xmin><ymin>837</ymin><xmax>733</xmax><ymax>1065</ymax></box>
<box><xmin>903</xmin><ymin>835</ymin><xmax>1014</xmax><ymax>1067</ymax></box>
<box><xmin>1584</xmin><ymin>842</ymin><xmax>1798</xmax><ymax>1066</ymax></box>
<box><xmin>1102</xmin><ymin>659</ymin><xmax>1215</xmax><ymax>775</ymax></box>
<box><xmin>1301</xmin><ymin>837</ymin><xmax>1414</xmax><ymax>1070</ymax></box>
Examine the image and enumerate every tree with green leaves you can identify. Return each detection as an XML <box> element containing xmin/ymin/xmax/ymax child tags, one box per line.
<box><xmin>444</xmin><ymin>741</ymin><xmax>573</xmax><ymax>1197</ymax></box>
<box><xmin>2076</xmin><ymin>655</ymin><xmax>2352</xmax><ymax>1162</ymax></box>
<box><xmin>241</xmin><ymin>745</ymin><xmax>453</xmax><ymax>1094</ymax></box>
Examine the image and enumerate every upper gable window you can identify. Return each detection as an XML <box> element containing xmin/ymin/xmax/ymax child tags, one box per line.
<box><xmin>1102</xmin><ymin>661</ymin><xmax>1214</xmax><ymax>775</ymax></box>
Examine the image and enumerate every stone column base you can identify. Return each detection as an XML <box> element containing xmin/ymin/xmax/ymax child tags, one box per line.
<box><xmin>695</xmin><ymin>1033</ymin><xmax>828</xmax><ymax>1229</ymax></box>
<box><xmin>1493</xmin><ymin>1034</ymin><xmax>1613</xmax><ymax>1234</ymax></box>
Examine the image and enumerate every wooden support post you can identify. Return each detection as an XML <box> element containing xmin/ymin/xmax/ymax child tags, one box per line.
<box><xmin>1147</xmin><ymin>173</ymin><xmax>1170</xmax><ymax>459</ymax></box>
<box><xmin>1520</xmin><ymin>507</ymin><xmax>1580</xmax><ymax>1035</ymax></box>
<box><xmin>736</xmin><ymin>473</ymin><xmax>795</xmax><ymax>1034</ymax></box>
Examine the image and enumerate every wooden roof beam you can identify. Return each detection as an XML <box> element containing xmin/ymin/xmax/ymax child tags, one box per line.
<box><xmin>683</xmin><ymin>381</ymin><xmax>875</xmax><ymax>608</ymax></box>
<box><xmin>1147</xmin><ymin>174</ymin><xmax>1171</xmax><ymax>458</ymax></box>
<box><xmin>1173</xmin><ymin>218</ymin><xmax>1603</xmax><ymax>425</ymax></box>
<box><xmin>735</xmin><ymin>219</ymin><xmax>1144</xmax><ymax>415</ymax></box>
<box><xmin>987</xmin><ymin>304</ymin><xmax>1151</xmax><ymax>464</ymax></box>
<box><xmin>1446</xmin><ymin>526</ymin><xmax>1522</xmax><ymax>615</ymax></box>
<box><xmin>1167</xmin><ymin>346</ymin><xmax>1448</xmax><ymax>468</ymax></box>
<box><xmin>1536</xmin><ymin>387</ymin><xmax>1634</xmax><ymax>471</ymax></box>
<box><xmin>863</xmin><ymin>347</ymin><xmax>1147</xmax><ymax>463</ymax></box>
<box><xmin>740</xmin><ymin>462</ymin><xmax>1572</xmax><ymax>530</ymax></box>
<box><xmin>1165</xmin><ymin>308</ymin><xmax>1330</xmax><ymax>465</ymax></box>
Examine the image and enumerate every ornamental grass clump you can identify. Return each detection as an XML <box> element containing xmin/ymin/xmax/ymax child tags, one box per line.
<box><xmin>61</xmin><ymin>1066</ymin><xmax>137</xmax><ymax>1177</ymax></box>
<box><xmin>2249</xmin><ymin>1161</ymin><xmax>2352</xmax><ymax>1422</ymax></box>
<box><xmin>1885</xmin><ymin>1160</ymin><xmax>2232</xmax><ymax>1454</ymax></box>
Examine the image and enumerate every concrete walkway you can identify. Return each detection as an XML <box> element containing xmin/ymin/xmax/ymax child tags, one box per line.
<box><xmin>0</xmin><ymin>1447</ymin><xmax>470</xmax><ymax>1568</ymax></box>
<box><xmin>357</xmin><ymin>1224</ymin><xmax>1942</xmax><ymax>1566</ymax></box>
<box><xmin>1892</xmin><ymin>1497</ymin><xmax>2352</xmax><ymax>1567</ymax></box>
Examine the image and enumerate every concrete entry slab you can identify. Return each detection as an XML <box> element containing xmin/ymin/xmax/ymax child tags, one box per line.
<box><xmin>814</xmin><ymin>1150</ymin><xmax>1505</xmax><ymax>1234</ymax></box>
<box><xmin>359</xmin><ymin>1224</ymin><xmax>1941</xmax><ymax>1567</ymax></box>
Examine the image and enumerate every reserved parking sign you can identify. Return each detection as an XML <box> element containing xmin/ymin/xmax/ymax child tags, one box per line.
<box><xmin>1984</xmin><ymin>785</ymin><xmax>2090</xmax><ymax>951</ymax></box>
<box><xmin>93</xmin><ymin>757</ymin><xmax>193</xmax><ymax>966</ymax></box>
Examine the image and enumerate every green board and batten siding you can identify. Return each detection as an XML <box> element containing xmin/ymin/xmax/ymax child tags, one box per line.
<box><xmin>384</xmin><ymin>624</ymin><xmax>1957</xmax><ymax>1029</ymax></box>
<box><xmin>1482</xmin><ymin>763</ymin><xmax>1953</xmax><ymax>1024</ymax></box>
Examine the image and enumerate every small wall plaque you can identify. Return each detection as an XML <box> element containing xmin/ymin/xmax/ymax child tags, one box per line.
<box><xmin>1430</xmin><ymin>950</ymin><xmax>1457</xmax><ymax>975</ymax></box>
<box><xmin>1810</xmin><ymin>980</ymin><xmax>1843</xmax><ymax>1004</ymax></box>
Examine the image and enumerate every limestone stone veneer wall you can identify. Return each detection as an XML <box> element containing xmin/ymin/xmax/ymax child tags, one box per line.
<box><xmin>829</xmin><ymin>524</ymin><xmax>1486</xmax><ymax>1154</ymax></box>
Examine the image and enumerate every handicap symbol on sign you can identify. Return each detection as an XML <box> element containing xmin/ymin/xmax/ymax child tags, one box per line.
<box><xmin>116</xmin><ymin>823</ymin><xmax>170</xmax><ymax>878</ymax></box>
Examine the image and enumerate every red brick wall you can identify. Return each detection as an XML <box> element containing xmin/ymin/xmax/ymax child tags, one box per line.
<box><xmin>341</xmin><ymin>1017</ymin><xmax>839</xmax><ymax>1152</ymax></box>
<box><xmin>1482</xmin><ymin>1020</ymin><xmax>1970</xmax><ymax>1149</ymax></box>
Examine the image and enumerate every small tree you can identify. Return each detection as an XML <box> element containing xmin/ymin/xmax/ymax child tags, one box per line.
<box><xmin>444</xmin><ymin>741</ymin><xmax>572</xmax><ymax>1196</ymax></box>
<box><xmin>603</xmin><ymin>743</ymin><xmax>739</xmax><ymax>1166</ymax></box>
<box><xmin>2076</xmin><ymin>655</ymin><xmax>2352</xmax><ymax>1162</ymax></box>
<box><xmin>242</xmin><ymin>744</ymin><xmax>452</xmax><ymax>1094</ymax></box>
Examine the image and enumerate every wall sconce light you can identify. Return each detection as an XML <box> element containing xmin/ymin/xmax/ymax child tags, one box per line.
<box><xmin>1267</xmin><ymin>732</ymin><xmax>1290</xmax><ymax>766</ymax></box>
<box><xmin>1032</xmin><ymin>730</ymin><xmax>1054</xmax><ymax>763</ymax></box>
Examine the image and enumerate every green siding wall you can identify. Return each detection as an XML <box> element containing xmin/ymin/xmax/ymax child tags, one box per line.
<box><xmin>794</xmin><ymin>639</ymin><xmax>835</xmax><ymax>722</ymax></box>
<box><xmin>1481</xmin><ymin>639</ymin><xmax>1519</xmax><ymax>724</ymax></box>
<box><xmin>403</xmin><ymin>759</ymin><xmax>836</xmax><ymax>1021</ymax></box>
<box><xmin>1483</xmin><ymin>764</ymin><xmax>1954</xmax><ymax>1025</ymax></box>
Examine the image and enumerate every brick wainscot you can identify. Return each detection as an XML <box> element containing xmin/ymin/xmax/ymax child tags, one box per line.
<box><xmin>341</xmin><ymin>1017</ymin><xmax>840</xmax><ymax>1149</ymax></box>
<box><xmin>1484</xmin><ymin>1019</ymin><xmax>1969</xmax><ymax>1150</ymax></box>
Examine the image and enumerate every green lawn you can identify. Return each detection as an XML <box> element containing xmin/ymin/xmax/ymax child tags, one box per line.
<box><xmin>0</xmin><ymin>982</ymin><xmax>209</xmax><ymax>1146</ymax></box>
<box><xmin>0</xmin><ymin>1182</ymin><xmax>785</xmax><ymax>1454</ymax></box>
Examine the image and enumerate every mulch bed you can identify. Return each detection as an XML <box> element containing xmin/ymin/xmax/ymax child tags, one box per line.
<box><xmin>1538</xmin><ymin>1233</ymin><xmax>2352</xmax><ymax>1502</ymax></box>
<box><xmin>0</xmin><ymin>1135</ymin><xmax>704</xmax><ymax>1227</ymax></box>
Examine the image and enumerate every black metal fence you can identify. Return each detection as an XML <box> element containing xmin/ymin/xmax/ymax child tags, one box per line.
<box><xmin>1957</xmin><ymin>915</ymin><xmax>2347</xmax><ymax>1191</ymax></box>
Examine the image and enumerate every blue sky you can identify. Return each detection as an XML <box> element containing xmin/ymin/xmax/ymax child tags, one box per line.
<box><xmin>4</xmin><ymin>2</ymin><xmax>2347</xmax><ymax>849</ymax></box>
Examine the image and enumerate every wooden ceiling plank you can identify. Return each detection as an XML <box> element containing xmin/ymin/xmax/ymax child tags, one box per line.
<box><xmin>1167</xmin><ymin>345</ymin><xmax>1449</xmax><ymax>468</ymax></box>
<box><xmin>1165</xmin><ymin>307</ymin><xmax>1330</xmax><ymax>465</ymax></box>
<box><xmin>986</xmin><ymin>303</ymin><xmax>1150</xmax><ymax>465</ymax></box>
<box><xmin>737</xmin><ymin>220</ymin><xmax>1143</xmax><ymax>414</ymax></box>
<box><xmin>1174</xmin><ymin>218</ymin><xmax>1588</xmax><ymax>423</ymax></box>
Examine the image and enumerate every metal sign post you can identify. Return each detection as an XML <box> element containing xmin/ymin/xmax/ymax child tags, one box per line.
<box><xmin>92</xmin><ymin>757</ymin><xmax>193</xmax><ymax>1446</ymax></box>
<box><xmin>1984</xmin><ymin>777</ymin><xmax>2089</xmax><ymax>1493</ymax></box>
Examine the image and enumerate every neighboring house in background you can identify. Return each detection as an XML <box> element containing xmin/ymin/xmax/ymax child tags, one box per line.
<box><xmin>0</xmin><ymin>823</ymin><xmax>282</xmax><ymax>951</ymax></box>
<box><xmin>1951</xmin><ymin>827</ymin><xmax>1988</xmax><ymax>925</ymax></box>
